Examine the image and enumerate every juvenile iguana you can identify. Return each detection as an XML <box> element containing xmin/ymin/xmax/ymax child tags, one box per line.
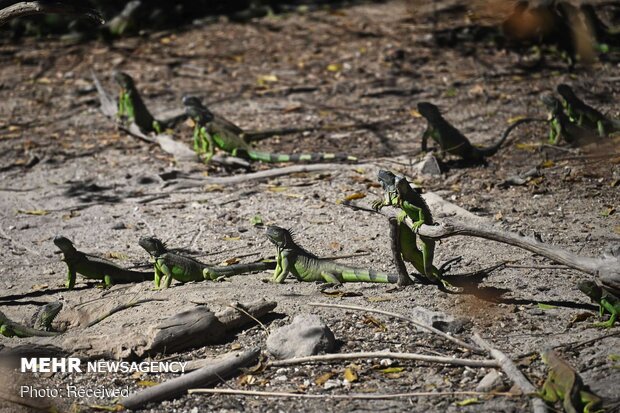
<box><xmin>539</xmin><ymin>349</ymin><xmax>603</xmax><ymax>413</ymax></box>
<box><xmin>138</xmin><ymin>236</ymin><xmax>276</xmax><ymax>289</ymax></box>
<box><xmin>417</xmin><ymin>101</ymin><xmax>544</xmax><ymax>163</ymax></box>
<box><xmin>372</xmin><ymin>170</ymin><xmax>452</xmax><ymax>289</ymax></box>
<box><xmin>542</xmin><ymin>95</ymin><xmax>597</xmax><ymax>145</ymax></box>
<box><xmin>556</xmin><ymin>84</ymin><xmax>620</xmax><ymax>137</ymax></box>
<box><xmin>265</xmin><ymin>225</ymin><xmax>401</xmax><ymax>284</ymax></box>
<box><xmin>578</xmin><ymin>280</ymin><xmax>619</xmax><ymax>328</ymax></box>
<box><xmin>114</xmin><ymin>71</ymin><xmax>186</xmax><ymax>134</ymax></box>
<box><xmin>183</xmin><ymin>96</ymin><xmax>357</xmax><ymax>163</ymax></box>
<box><xmin>54</xmin><ymin>236</ymin><xmax>154</xmax><ymax>289</ymax></box>
<box><xmin>0</xmin><ymin>302</ymin><xmax>62</xmax><ymax>338</ymax></box>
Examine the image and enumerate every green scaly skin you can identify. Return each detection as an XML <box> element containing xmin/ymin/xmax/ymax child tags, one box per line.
<box><xmin>557</xmin><ymin>84</ymin><xmax>620</xmax><ymax>137</ymax></box>
<box><xmin>372</xmin><ymin>171</ymin><xmax>453</xmax><ymax>288</ymax></box>
<box><xmin>138</xmin><ymin>236</ymin><xmax>275</xmax><ymax>289</ymax></box>
<box><xmin>417</xmin><ymin>102</ymin><xmax>544</xmax><ymax>163</ymax></box>
<box><xmin>114</xmin><ymin>71</ymin><xmax>185</xmax><ymax>134</ymax></box>
<box><xmin>373</xmin><ymin>170</ymin><xmax>445</xmax><ymax>285</ymax></box>
<box><xmin>30</xmin><ymin>302</ymin><xmax>63</xmax><ymax>331</ymax></box>
<box><xmin>0</xmin><ymin>303</ymin><xmax>62</xmax><ymax>338</ymax></box>
<box><xmin>265</xmin><ymin>226</ymin><xmax>399</xmax><ymax>284</ymax></box>
<box><xmin>542</xmin><ymin>95</ymin><xmax>597</xmax><ymax>145</ymax></box>
<box><xmin>183</xmin><ymin>96</ymin><xmax>357</xmax><ymax>164</ymax></box>
<box><xmin>539</xmin><ymin>350</ymin><xmax>604</xmax><ymax>413</ymax></box>
<box><xmin>54</xmin><ymin>236</ymin><xmax>154</xmax><ymax>290</ymax></box>
<box><xmin>578</xmin><ymin>281</ymin><xmax>619</xmax><ymax>329</ymax></box>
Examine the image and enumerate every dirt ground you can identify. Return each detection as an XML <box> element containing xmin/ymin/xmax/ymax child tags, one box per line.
<box><xmin>1</xmin><ymin>1</ymin><xmax>619</xmax><ymax>412</ymax></box>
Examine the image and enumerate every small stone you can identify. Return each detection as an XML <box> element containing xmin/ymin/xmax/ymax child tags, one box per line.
<box><xmin>476</xmin><ymin>369</ymin><xmax>503</xmax><ymax>392</ymax></box>
<box><xmin>266</xmin><ymin>314</ymin><xmax>336</xmax><ymax>359</ymax></box>
<box><xmin>416</xmin><ymin>153</ymin><xmax>442</xmax><ymax>176</ymax></box>
<box><xmin>323</xmin><ymin>379</ymin><xmax>341</xmax><ymax>390</ymax></box>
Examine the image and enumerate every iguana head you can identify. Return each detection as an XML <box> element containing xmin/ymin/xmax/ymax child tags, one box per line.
<box><xmin>417</xmin><ymin>102</ymin><xmax>442</xmax><ymax>121</ymax></box>
<box><xmin>265</xmin><ymin>226</ymin><xmax>294</xmax><ymax>249</ymax></box>
<box><xmin>53</xmin><ymin>236</ymin><xmax>77</xmax><ymax>254</ymax></box>
<box><xmin>182</xmin><ymin>96</ymin><xmax>214</xmax><ymax>125</ymax></box>
<box><xmin>113</xmin><ymin>71</ymin><xmax>135</xmax><ymax>89</ymax></box>
<box><xmin>556</xmin><ymin>84</ymin><xmax>577</xmax><ymax>102</ymax></box>
<box><xmin>577</xmin><ymin>280</ymin><xmax>603</xmax><ymax>302</ymax></box>
<box><xmin>138</xmin><ymin>236</ymin><xmax>167</xmax><ymax>257</ymax></box>
<box><xmin>31</xmin><ymin>302</ymin><xmax>63</xmax><ymax>330</ymax></box>
<box><xmin>377</xmin><ymin>169</ymin><xmax>398</xmax><ymax>205</ymax></box>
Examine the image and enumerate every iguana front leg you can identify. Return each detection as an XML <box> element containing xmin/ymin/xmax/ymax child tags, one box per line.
<box><xmin>421</xmin><ymin>126</ymin><xmax>432</xmax><ymax>152</ymax></box>
<box><xmin>153</xmin><ymin>262</ymin><xmax>164</xmax><ymax>289</ymax></box>
<box><xmin>155</xmin><ymin>260</ymin><xmax>175</xmax><ymax>289</ymax></box>
<box><xmin>272</xmin><ymin>251</ymin><xmax>291</xmax><ymax>283</ymax></box>
<box><xmin>103</xmin><ymin>274</ymin><xmax>113</xmax><ymax>288</ymax></box>
<box><xmin>65</xmin><ymin>264</ymin><xmax>77</xmax><ymax>290</ymax></box>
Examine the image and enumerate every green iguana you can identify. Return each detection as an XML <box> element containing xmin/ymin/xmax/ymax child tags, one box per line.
<box><xmin>138</xmin><ymin>236</ymin><xmax>275</xmax><ymax>289</ymax></box>
<box><xmin>0</xmin><ymin>302</ymin><xmax>62</xmax><ymax>338</ymax></box>
<box><xmin>417</xmin><ymin>101</ymin><xmax>544</xmax><ymax>163</ymax></box>
<box><xmin>556</xmin><ymin>84</ymin><xmax>620</xmax><ymax>137</ymax></box>
<box><xmin>542</xmin><ymin>95</ymin><xmax>597</xmax><ymax>145</ymax></box>
<box><xmin>183</xmin><ymin>96</ymin><xmax>357</xmax><ymax>163</ymax></box>
<box><xmin>265</xmin><ymin>225</ymin><xmax>402</xmax><ymax>284</ymax></box>
<box><xmin>114</xmin><ymin>71</ymin><xmax>186</xmax><ymax>134</ymax></box>
<box><xmin>578</xmin><ymin>280</ymin><xmax>619</xmax><ymax>328</ymax></box>
<box><xmin>54</xmin><ymin>236</ymin><xmax>154</xmax><ymax>289</ymax></box>
<box><xmin>372</xmin><ymin>170</ymin><xmax>450</xmax><ymax>288</ymax></box>
<box><xmin>539</xmin><ymin>349</ymin><xmax>604</xmax><ymax>413</ymax></box>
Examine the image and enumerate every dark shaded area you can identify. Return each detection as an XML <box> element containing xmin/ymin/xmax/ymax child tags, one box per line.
<box><xmin>1</xmin><ymin>0</ymin><xmax>387</xmax><ymax>38</ymax></box>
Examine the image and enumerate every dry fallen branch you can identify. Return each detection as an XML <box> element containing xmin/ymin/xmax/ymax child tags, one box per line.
<box><xmin>120</xmin><ymin>348</ymin><xmax>259</xmax><ymax>410</ymax></box>
<box><xmin>164</xmin><ymin>163</ymin><xmax>356</xmax><ymax>187</ymax></box>
<box><xmin>309</xmin><ymin>302</ymin><xmax>482</xmax><ymax>353</ymax></box>
<box><xmin>267</xmin><ymin>351</ymin><xmax>498</xmax><ymax>368</ymax></box>
<box><xmin>188</xmin><ymin>388</ymin><xmax>516</xmax><ymax>400</ymax></box>
<box><xmin>0</xmin><ymin>1</ymin><xmax>103</xmax><ymax>25</ymax></box>
<box><xmin>472</xmin><ymin>334</ymin><xmax>548</xmax><ymax>413</ymax></box>
<box><xmin>406</xmin><ymin>219</ymin><xmax>620</xmax><ymax>292</ymax></box>
<box><xmin>86</xmin><ymin>299</ymin><xmax>167</xmax><ymax>328</ymax></box>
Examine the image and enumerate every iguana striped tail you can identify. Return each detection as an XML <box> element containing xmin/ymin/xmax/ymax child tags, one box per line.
<box><xmin>234</xmin><ymin>149</ymin><xmax>357</xmax><ymax>163</ymax></box>
<box><xmin>338</xmin><ymin>266</ymin><xmax>398</xmax><ymax>283</ymax></box>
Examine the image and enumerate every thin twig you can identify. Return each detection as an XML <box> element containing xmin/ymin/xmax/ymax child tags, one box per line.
<box><xmin>188</xmin><ymin>388</ymin><xmax>516</xmax><ymax>400</ymax></box>
<box><xmin>267</xmin><ymin>351</ymin><xmax>498</xmax><ymax>368</ymax></box>
<box><xmin>505</xmin><ymin>264</ymin><xmax>570</xmax><ymax>270</ymax></box>
<box><xmin>309</xmin><ymin>302</ymin><xmax>482</xmax><ymax>353</ymax></box>
<box><xmin>472</xmin><ymin>334</ymin><xmax>548</xmax><ymax>413</ymax></box>
<box><xmin>166</xmin><ymin>163</ymin><xmax>358</xmax><ymax>187</ymax></box>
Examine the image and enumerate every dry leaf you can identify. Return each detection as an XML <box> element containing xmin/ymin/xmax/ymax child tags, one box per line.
<box><xmin>326</xmin><ymin>63</ymin><xmax>342</xmax><ymax>72</ymax></box>
<box><xmin>540</xmin><ymin>160</ymin><xmax>555</xmax><ymax>168</ymax></box>
<box><xmin>106</xmin><ymin>252</ymin><xmax>128</xmax><ymax>260</ymax></box>
<box><xmin>31</xmin><ymin>284</ymin><xmax>48</xmax><ymax>291</ymax></box>
<box><xmin>515</xmin><ymin>143</ymin><xmax>540</xmax><ymax>152</ymax></box>
<box><xmin>136</xmin><ymin>380</ymin><xmax>158</xmax><ymax>387</ymax></box>
<box><xmin>314</xmin><ymin>372</ymin><xmax>334</xmax><ymax>385</ymax></box>
<box><xmin>455</xmin><ymin>398</ymin><xmax>480</xmax><ymax>406</ymax></box>
<box><xmin>321</xmin><ymin>290</ymin><xmax>363</xmax><ymax>298</ymax></box>
<box><xmin>379</xmin><ymin>367</ymin><xmax>404</xmax><ymax>374</ymax></box>
<box><xmin>343</xmin><ymin>367</ymin><xmax>358</xmax><ymax>383</ymax></box>
<box><xmin>220</xmin><ymin>257</ymin><xmax>241</xmax><ymax>266</ymax></box>
<box><xmin>363</xmin><ymin>315</ymin><xmax>386</xmax><ymax>331</ymax></box>
<box><xmin>344</xmin><ymin>192</ymin><xmax>366</xmax><ymax>201</ymax></box>
<box><xmin>17</xmin><ymin>209</ymin><xmax>48</xmax><ymax>216</ymax></box>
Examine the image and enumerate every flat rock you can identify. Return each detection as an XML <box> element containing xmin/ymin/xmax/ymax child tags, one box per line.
<box><xmin>266</xmin><ymin>314</ymin><xmax>336</xmax><ymax>360</ymax></box>
<box><xmin>476</xmin><ymin>369</ymin><xmax>503</xmax><ymax>392</ymax></box>
<box><xmin>415</xmin><ymin>153</ymin><xmax>442</xmax><ymax>176</ymax></box>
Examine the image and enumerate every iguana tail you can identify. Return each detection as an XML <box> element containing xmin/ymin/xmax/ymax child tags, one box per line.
<box><xmin>339</xmin><ymin>267</ymin><xmax>399</xmax><ymax>283</ymax></box>
<box><xmin>235</xmin><ymin>149</ymin><xmax>357</xmax><ymax>163</ymax></box>
<box><xmin>481</xmin><ymin>118</ymin><xmax>547</xmax><ymax>156</ymax></box>
<box><xmin>204</xmin><ymin>260</ymin><xmax>276</xmax><ymax>279</ymax></box>
<box><xmin>242</xmin><ymin>127</ymin><xmax>318</xmax><ymax>142</ymax></box>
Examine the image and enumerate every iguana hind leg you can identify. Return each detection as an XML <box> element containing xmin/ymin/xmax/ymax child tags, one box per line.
<box><xmin>593</xmin><ymin>299</ymin><xmax>618</xmax><ymax>328</ymax></box>
<box><xmin>320</xmin><ymin>272</ymin><xmax>342</xmax><ymax>285</ymax></box>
